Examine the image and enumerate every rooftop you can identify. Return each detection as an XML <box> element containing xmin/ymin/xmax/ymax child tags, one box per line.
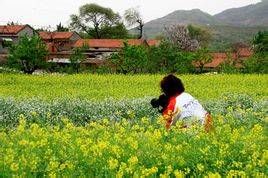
<box><xmin>74</xmin><ymin>39</ymin><xmax>159</xmax><ymax>48</ymax></box>
<box><xmin>0</xmin><ymin>25</ymin><xmax>28</xmax><ymax>35</ymax></box>
<box><xmin>39</xmin><ymin>31</ymin><xmax>78</xmax><ymax>40</ymax></box>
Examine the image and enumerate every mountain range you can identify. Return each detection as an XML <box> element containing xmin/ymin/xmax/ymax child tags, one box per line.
<box><xmin>215</xmin><ymin>0</ymin><xmax>268</xmax><ymax>27</ymax></box>
<box><xmin>132</xmin><ymin>0</ymin><xmax>268</xmax><ymax>50</ymax></box>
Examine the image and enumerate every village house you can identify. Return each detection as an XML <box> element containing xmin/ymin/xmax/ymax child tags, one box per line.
<box><xmin>38</xmin><ymin>31</ymin><xmax>81</xmax><ymax>53</ymax></box>
<box><xmin>0</xmin><ymin>24</ymin><xmax>35</xmax><ymax>64</ymax></box>
<box><xmin>202</xmin><ymin>47</ymin><xmax>253</xmax><ymax>70</ymax></box>
<box><xmin>0</xmin><ymin>24</ymin><xmax>35</xmax><ymax>54</ymax></box>
<box><xmin>0</xmin><ymin>25</ymin><xmax>253</xmax><ymax>71</ymax></box>
<box><xmin>72</xmin><ymin>39</ymin><xmax>159</xmax><ymax>65</ymax></box>
<box><xmin>38</xmin><ymin>31</ymin><xmax>82</xmax><ymax>65</ymax></box>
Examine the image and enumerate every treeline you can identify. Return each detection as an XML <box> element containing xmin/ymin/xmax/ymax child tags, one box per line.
<box><xmin>3</xmin><ymin>30</ymin><xmax>268</xmax><ymax>74</ymax></box>
<box><xmin>100</xmin><ymin>30</ymin><xmax>267</xmax><ymax>74</ymax></box>
<box><xmin>36</xmin><ymin>3</ymin><xmax>143</xmax><ymax>39</ymax></box>
<box><xmin>95</xmin><ymin>27</ymin><xmax>268</xmax><ymax>74</ymax></box>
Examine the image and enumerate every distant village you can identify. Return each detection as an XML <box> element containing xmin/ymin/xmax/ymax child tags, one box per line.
<box><xmin>0</xmin><ymin>24</ymin><xmax>252</xmax><ymax>70</ymax></box>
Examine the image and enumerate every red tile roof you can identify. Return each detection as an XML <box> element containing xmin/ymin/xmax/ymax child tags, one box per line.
<box><xmin>74</xmin><ymin>39</ymin><xmax>159</xmax><ymax>48</ymax></box>
<box><xmin>193</xmin><ymin>49</ymin><xmax>254</xmax><ymax>69</ymax></box>
<box><xmin>74</xmin><ymin>39</ymin><xmax>144</xmax><ymax>48</ymax></box>
<box><xmin>0</xmin><ymin>25</ymin><xmax>28</xmax><ymax>35</ymax></box>
<box><xmin>203</xmin><ymin>52</ymin><xmax>252</xmax><ymax>68</ymax></box>
<box><xmin>147</xmin><ymin>39</ymin><xmax>160</xmax><ymax>46</ymax></box>
<box><xmin>203</xmin><ymin>53</ymin><xmax>234</xmax><ymax>68</ymax></box>
<box><xmin>204</xmin><ymin>53</ymin><xmax>222</xmax><ymax>68</ymax></box>
<box><xmin>39</xmin><ymin>31</ymin><xmax>76</xmax><ymax>40</ymax></box>
<box><xmin>236</xmin><ymin>47</ymin><xmax>253</xmax><ymax>57</ymax></box>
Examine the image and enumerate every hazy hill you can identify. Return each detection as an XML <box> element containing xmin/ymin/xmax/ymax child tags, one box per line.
<box><xmin>214</xmin><ymin>0</ymin><xmax>268</xmax><ymax>27</ymax></box>
<box><xmin>131</xmin><ymin>1</ymin><xmax>268</xmax><ymax>50</ymax></box>
<box><xmin>208</xmin><ymin>25</ymin><xmax>267</xmax><ymax>51</ymax></box>
<box><xmin>139</xmin><ymin>9</ymin><xmax>223</xmax><ymax>38</ymax></box>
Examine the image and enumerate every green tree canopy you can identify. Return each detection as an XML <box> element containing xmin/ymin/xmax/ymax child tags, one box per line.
<box><xmin>253</xmin><ymin>31</ymin><xmax>268</xmax><ymax>54</ymax></box>
<box><xmin>56</xmin><ymin>22</ymin><xmax>69</xmax><ymax>32</ymax></box>
<box><xmin>70</xmin><ymin>3</ymin><xmax>128</xmax><ymax>39</ymax></box>
<box><xmin>187</xmin><ymin>25</ymin><xmax>212</xmax><ymax>48</ymax></box>
<box><xmin>70</xmin><ymin>47</ymin><xmax>87</xmax><ymax>73</ymax></box>
<box><xmin>107</xmin><ymin>40</ymin><xmax>195</xmax><ymax>74</ymax></box>
<box><xmin>108</xmin><ymin>42</ymin><xmax>148</xmax><ymax>74</ymax></box>
<box><xmin>193</xmin><ymin>47</ymin><xmax>213</xmax><ymax>73</ymax></box>
<box><xmin>243</xmin><ymin>31</ymin><xmax>268</xmax><ymax>74</ymax></box>
<box><xmin>7</xmin><ymin>35</ymin><xmax>48</xmax><ymax>74</ymax></box>
<box><xmin>150</xmin><ymin>40</ymin><xmax>195</xmax><ymax>73</ymax></box>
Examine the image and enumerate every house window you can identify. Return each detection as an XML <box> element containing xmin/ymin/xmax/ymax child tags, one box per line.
<box><xmin>2</xmin><ymin>38</ymin><xmax>13</xmax><ymax>48</ymax></box>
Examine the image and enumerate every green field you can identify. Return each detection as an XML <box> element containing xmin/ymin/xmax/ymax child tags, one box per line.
<box><xmin>0</xmin><ymin>74</ymin><xmax>267</xmax><ymax>100</ymax></box>
<box><xmin>0</xmin><ymin>74</ymin><xmax>267</xmax><ymax>177</ymax></box>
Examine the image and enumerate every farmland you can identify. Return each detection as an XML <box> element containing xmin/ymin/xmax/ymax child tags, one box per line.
<box><xmin>0</xmin><ymin>74</ymin><xmax>267</xmax><ymax>177</ymax></box>
<box><xmin>0</xmin><ymin>74</ymin><xmax>267</xmax><ymax>100</ymax></box>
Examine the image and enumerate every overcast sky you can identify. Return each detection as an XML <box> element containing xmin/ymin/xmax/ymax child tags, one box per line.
<box><xmin>0</xmin><ymin>0</ymin><xmax>261</xmax><ymax>29</ymax></box>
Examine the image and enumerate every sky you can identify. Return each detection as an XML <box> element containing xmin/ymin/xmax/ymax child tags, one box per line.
<box><xmin>0</xmin><ymin>0</ymin><xmax>261</xmax><ymax>29</ymax></box>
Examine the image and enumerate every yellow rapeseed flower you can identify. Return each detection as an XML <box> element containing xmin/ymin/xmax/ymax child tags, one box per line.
<box><xmin>10</xmin><ymin>163</ymin><xmax>19</xmax><ymax>172</ymax></box>
<box><xmin>205</xmin><ymin>172</ymin><xmax>221</xmax><ymax>178</ymax></box>
<box><xmin>128</xmin><ymin>156</ymin><xmax>138</xmax><ymax>167</ymax></box>
<box><xmin>19</xmin><ymin>139</ymin><xmax>28</xmax><ymax>146</ymax></box>
<box><xmin>173</xmin><ymin>170</ymin><xmax>185</xmax><ymax>178</ymax></box>
<box><xmin>142</xmin><ymin>167</ymin><xmax>158</xmax><ymax>177</ymax></box>
<box><xmin>108</xmin><ymin>158</ymin><xmax>119</xmax><ymax>170</ymax></box>
<box><xmin>197</xmin><ymin>163</ymin><xmax>205</xmax><ymax>172</ymax></box>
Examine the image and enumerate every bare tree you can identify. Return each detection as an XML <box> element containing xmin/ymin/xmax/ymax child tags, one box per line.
<box><xmin>124</xmin><ymin>8</ymin><xmax>144</xmax><ymax>39</ymax></box>
<box><xmin>164</xmin><ymin>24</ymin><xmax>200</xmax><ymax>51</ymax></box>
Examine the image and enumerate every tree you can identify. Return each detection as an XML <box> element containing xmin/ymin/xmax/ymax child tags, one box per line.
<box><xmin>70</xmin><ymin>47</ymin><xmax>87</xmax><ymax>73</ymax></box>
<box><xmin>164</xmin><ymin>24</ymin><xmax>213</xmax><ymax>52</ymax></box>
<box><xmin>156</xmin><ymin>40</ymin><xmax>195</xmax><ymax>73</ymax></box>
<box><xmin>56</xmin><ymin>22</ymin><xmax>69</xmax><ymax>32</ymax></box>
<box><xmin>148</xmin><ymin>40</ymin><xmax>178</xmax><ymax>72</ymax></box>
<box><xmin>7</xmin><ymin>21</ymin><xmax>20</xmax><ymax>25</ymax></box>
<box><xmin>100</xmin><ymin>22</ymin><xmax>129</xmax><ymax>39</ymax></box>
<box><xmin>70</xmin><ymin>3</ymin><xmax>126</xmax><ymax>39</ymax></box>
<box><xmin>243</xmin><ymin>54</ymin><xmax>268</xmax><ymax>73</ymax></box>
<box><xmin>252</xmin><ymin>31</ymin><xmax>268</xmax><ymax>54</ymax></box>
<box><xmin>106</xmin><ymin>39</ymin><xmax>196</xmax><ymax>74</ymax></box>
<box><xmin>124</xmin><ymin>8</ymin><xmax>144</xmax><ymax>39</ymax></box>
<box><xmin>164</xmin><ymin>25</ymin><xmax>200</xmax><ymax>51</ymax></box>
<box><xmin>187</xmin><ymin>25</ymin><xmax>212</xmax><ymax>47</ymax></box>
<box><xmin>219</xmin><ymin>52</ymin><xmax>239</xmax><ymax>73</ymax></box>
<box><xmin>7</xmin><ymin>35</ymin><xmax>48</xmax><ymax>74</ymax></box>
<box><xmin>108</xmin><ymin>42</ymin><xmax>148</xmax><ymax>74</ymax></box>
<box><xmin>35</xmin><ymin>27</ymin><xmax>47</xmax><ymax>32</ymax></box>
<box><xmin>147</xmin><ymin>40</ymin><xmax>195</xmax><ymax>73</ymax></box>
<box><xmin>243</xmin><ymin>31</ymin><xmax>268</xmax><ymax>73</ymax></box>
<box><xmin>193</xmin><ymin>47</ymin><xmax>213</xmax><ymax>73</ymax></box>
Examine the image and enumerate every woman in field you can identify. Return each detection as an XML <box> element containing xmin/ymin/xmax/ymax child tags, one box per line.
<box><xmin>151</xmin><ymin>74</ymin><xmax>212</xmax><ymax>131</ymax></box>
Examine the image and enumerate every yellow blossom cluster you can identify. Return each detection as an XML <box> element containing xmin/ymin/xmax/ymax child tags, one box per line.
<box><xmin>0</xmin><ymin>115</ymin><xmax>266</xmax><ymax>177</ymax></box>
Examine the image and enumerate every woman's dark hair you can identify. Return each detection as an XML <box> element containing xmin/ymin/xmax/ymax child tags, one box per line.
<box><xmin>150</xmin><ymin>94</ymin><xmax>169</xmax><ymax>113</ymax></box>
<box><xmin>160</xmin><ymin>74</ymin><xmax>185</xmax><ymax>97</ymax></box>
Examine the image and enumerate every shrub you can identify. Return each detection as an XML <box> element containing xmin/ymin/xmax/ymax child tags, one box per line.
<box><xmin>243</xmin><ymin>54</ymin><xmax>268</xmax><ymax>74</ymax></box>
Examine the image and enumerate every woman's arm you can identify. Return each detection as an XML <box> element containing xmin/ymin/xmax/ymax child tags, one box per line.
<box><xmin>162</xmin><ymin>97</ymin><xmax>180</xmax><ymax>130</ymax></box>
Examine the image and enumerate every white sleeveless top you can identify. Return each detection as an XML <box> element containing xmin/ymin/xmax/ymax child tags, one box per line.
<box><xmin>172</xmin><ymin>92</ymin><xmax>207</xmax><ymax>125</ymax></box>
